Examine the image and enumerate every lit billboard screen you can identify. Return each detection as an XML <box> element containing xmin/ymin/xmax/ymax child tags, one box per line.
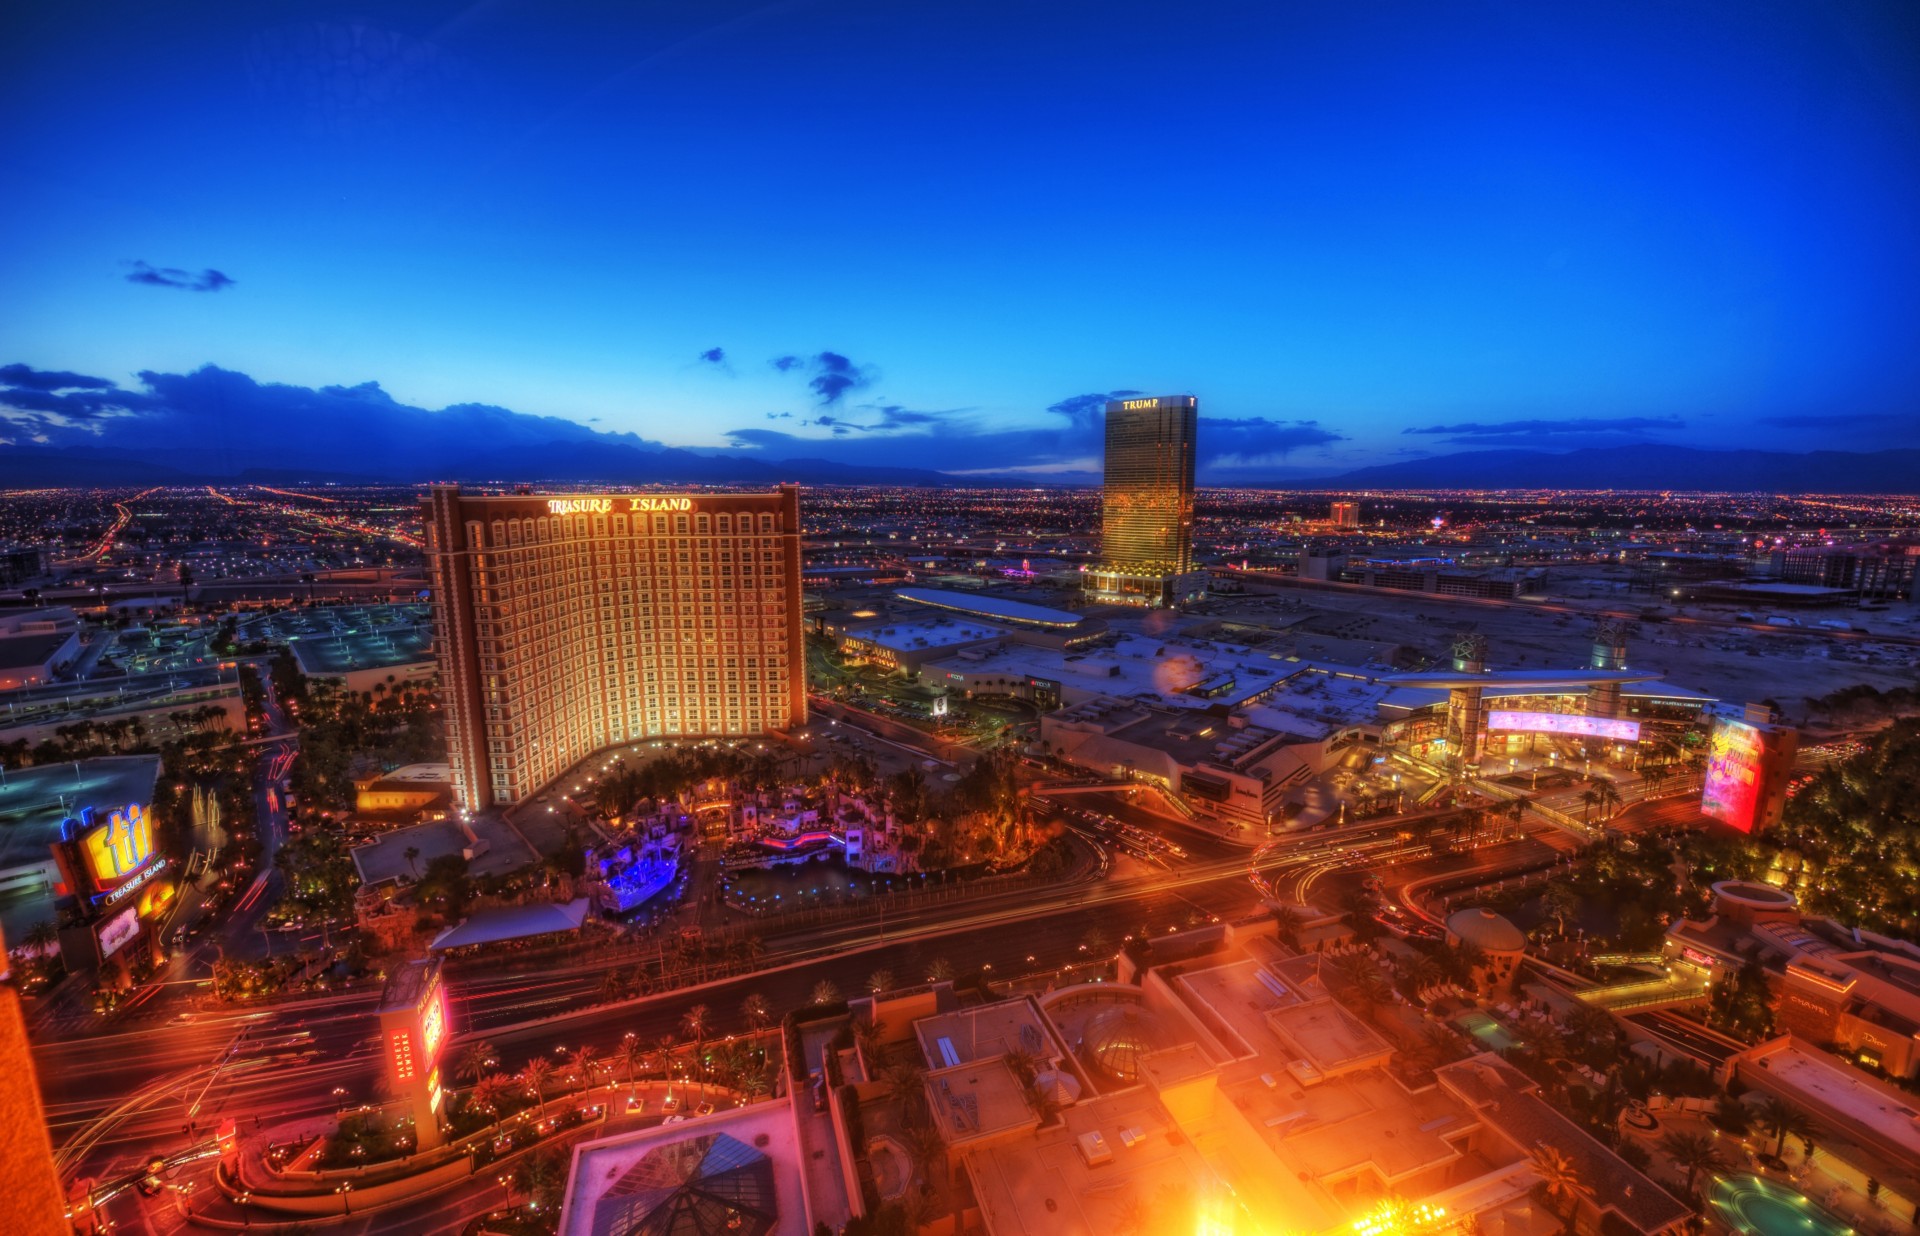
<box><xmin>1486</xmin><ymin>711</ymin><xmax>1641</xmax><ymax>742</ymax></box>
<box><xmin>420</xmin><ymin>986</ymin><xmax>447</xmax><ymax>1062</ymax></box>
<box><xmin>1703</xmin><ymin>718</ymin><xmax>1765</xmax><ymax>832</ymax></box>
<box><xmin>97</xmin><ymin>906</ymin><xmax>140</xmax><ymax>958</ymax></box>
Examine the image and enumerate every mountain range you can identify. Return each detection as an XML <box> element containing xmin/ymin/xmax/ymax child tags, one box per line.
<box><xmin>5</xmin><ymin>439</ymin><xmax>1919</xmax><ymax>494</ymax></box>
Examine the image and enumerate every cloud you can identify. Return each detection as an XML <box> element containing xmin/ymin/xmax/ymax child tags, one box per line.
<box><xmin>807</xmin><ymin>351</ymin><xmax>874</xmax><ymax>406</ymax></box>
<box><xmin>124</xmin><ymin>261</ymin><xmax>236</xmax><ymax>292</ymax></box>
<box><xmin>721</xmin><ymin>387</ymin><xmax>1343</xmax><ymax>479</ymax></box>
<box><xmin>1403</xmin><ymin>415</ymin><xmax>1684</xmax><ymax>437</ymax></box>
<box><xmin>0</xmin><ymin>364</ymin><xmax>155</xmax><ymax>422</ymax></box>
<box><xmin>769</xmin><ymin>355</ymin><xmax>802</xmax><ymax>372</ymax></box>
<box><xmin>0</xmin><ymin>363</ymin><xmax>117</xmax><ymax>392</ymax></box>
<box><xmin>1205</xmin><ymin>417</ymin><xmax>1346</xmax><ymax>464</ymax></box>
<box><xmin>0</xmin><ymin>361</ymin><xmax>668</xmax><ymax>474</ymax></box>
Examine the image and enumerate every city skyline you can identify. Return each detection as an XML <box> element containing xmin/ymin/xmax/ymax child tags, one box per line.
<box><xmin>7</xmin><ymin>0</ymin><xmax>1920</xmax><ymax>479</ymax></box>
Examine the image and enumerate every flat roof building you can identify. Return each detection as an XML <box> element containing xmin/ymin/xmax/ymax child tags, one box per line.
<box><xmin>423</xmin><ymin>487</ymin><xmax>807</xmax><ymax>811</ymax></box>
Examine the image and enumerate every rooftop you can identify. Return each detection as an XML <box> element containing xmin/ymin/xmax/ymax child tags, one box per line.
<box><xmin>0</xmin><ymin>755</ymin><xmax>162</xmax><ymax>875</ymax></box>
<box><xmin>892</xmin><ymin>586</ymin><xmax>1085</xmax><ymax>629</ymax></box>
<box><xmin>559</xmin><ymin>1099</ymin><xmax>811</xmax><ymax>1236</ymax></box>
<box><xmin>0</xmin><ymin>632</ymin><xmax>74</xmax><ymax>673</ymax></box>
<box><xmin>428</xmin><ymin>898</ymin><xmax>590</xmax><ymax>951</ymax></box>
<box><xmin>846</xmin><ymin>617</ymin><xmax>1004</xmax><ymax>653</ymax></box>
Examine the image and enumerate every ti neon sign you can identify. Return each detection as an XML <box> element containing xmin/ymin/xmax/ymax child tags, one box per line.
<box><xmin>65</xmin><ymin>802</ymin><xmax>158</xmax><ymax>893</ymax></box>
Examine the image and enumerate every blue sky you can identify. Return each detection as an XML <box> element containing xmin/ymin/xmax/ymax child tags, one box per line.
<box><xmin>5</xmin><ymin>0</ymin><xmax>1920</xmax><ymax>478</ymax></box>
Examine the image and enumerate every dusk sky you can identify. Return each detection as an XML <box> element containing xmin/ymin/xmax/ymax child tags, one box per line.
<box><xmin>6</xmin><ymin>0</ymin><xmax>1920</xmax><ymax>479</ymax></box>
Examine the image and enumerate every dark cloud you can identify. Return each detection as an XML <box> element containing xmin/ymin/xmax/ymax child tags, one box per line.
<box><xmin>807</xmin><ymin>351</ymin><xmax>874</xmax><ymax>406</ymax></box>
<box><xmin>1404</xmin><ymin>416</ymin><xmax>1684</xmax><ymax>437</ymax></box>
<box><xmin>698</xmin><ymin>347</ymin><xmax>727</xmax><ymax>365</ymax></box>
<box><xmin>1205</xmin><ymin>417</ymin><xmax>1346</xmax><ymax>462</ymax></box>
<box><xmin>0</xmin><ymin>361</ymin><xmax>667</xmax><ymax>474</ymax></box>
<box><xmin>124</xmin><ymin>261</ymin><xmax>236</xmax><ymax>292</ymax></box>
<box><xmin>0</xmin><ymin>365</ymin><xmax>155</xmax><ymax>422</ymax></box>
<box><xmin>0</xmin><ymin>363</ymin><xmax>117</xmax><ymax>392</ymax></box>
<box><xmin>769</xmin><ymin>355</ymin><xmax>802</xmax><ymax>372</ymax></box>
<box><xmin>723</xmin><ymin>392</ymin><xmax>1343</xmax><ymax>478</ymax></box>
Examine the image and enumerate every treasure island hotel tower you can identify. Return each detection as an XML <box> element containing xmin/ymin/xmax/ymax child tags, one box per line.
<box><xmin>1085</xmin><ymin>395</ymin><xmax>1199</xmax><ymax>607</ymax></box>
<box><xmin>424</xmin><ymin>485</ymin><xmax>807</xmax><ymax>812</ymax></box>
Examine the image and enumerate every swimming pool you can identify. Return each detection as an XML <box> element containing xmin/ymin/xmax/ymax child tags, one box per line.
<box><xmin>1709</xmin><ymin>1174</ymin><xmax>1854</xmax><ymax>1236</ymax></box>
<box><xmin>1453</xmin><ymin>1009</ymin><xmax>1518</xmax><ymax>1052</ymax></box>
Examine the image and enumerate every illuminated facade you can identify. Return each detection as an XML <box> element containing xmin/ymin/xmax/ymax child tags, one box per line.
<box><xmin>1701</xmin><ymin>709</ymin><xmax>1799</xmax><ymax>834</ymax></box>
<box><xmin>425</xmin><ymin>486</ymin><xmax>807</xmax><ymax>811</ymax></box>
<box><xmin>1087</xmin><ymin>395</ymin><xmax>1198</xmax><ymax>607</ymax></box>
<box><xmin>1330</xmin><ymin>499</ymin><xmax>1360</xmax><ymax>528</ymax></box>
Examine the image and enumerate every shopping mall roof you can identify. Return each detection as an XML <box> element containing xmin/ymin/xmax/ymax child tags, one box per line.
<box><xmin>0</xmin><ymin>755</ymin><xmax>162</xmax><ymax>874</ymax></box>
<box><xmin>1380</xmin><ymin>668</ymin><xmax>1664</xmax><ymax>690</ymax></box>
<box><xmin>891</xmin><ymin>587</ymin><xmax>1085</xmax><ymax>629</ymax></box>
<box><xmin>428</xmin><ymin>898</ymin><xmax>590</xmax><ymax>951</ymax></box>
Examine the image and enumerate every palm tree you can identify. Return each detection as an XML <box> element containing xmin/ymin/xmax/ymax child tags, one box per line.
<box><xmin>518</xmin><ymin>1057</ymin><xmax>554</xmax><ymax>1116</ymax></box>
<box><xmin>925</xmin><ymin>957</ymin><xmax>955</xmax><ymax>983</ymax></box>
<box><xmin>470</xmin><ymin>1072</ymin><xmax>514</xmax><ymax>1118</ymax></box>
<box><xmin>1756</xmin><ymin>1096</ymin><xmax>1811</xmax><ymax>1160</ymax></box>
<box><xmin>1403</xmin><ymin>952</ymin><xmax>1446</xmax><ymax>998</ymax></box>
<box><xmin>1593</xmin><ymin>777</ymin><xmax>1622</xmax><ymax>821</ymax></box>
<box><xmin>1269</xmin><ymin>902</ymin><xmax>1308</xmax><ymax>949</ymax></box>
<box><xmin>740</xmin><ymin>992</ymin><xmax>771</xmax><ymax>1033</ymax></box>
<box><xmin>456</xmin><ymin>1040</ymin><xmax>498</xmax><ymax>1085</ymax></box>
<box><xmin>680</xmin><ymin>1003</ymin><xmax>711</xmax><ymax>1044</ymax></box>
<box><xmin>810</xmin><ymin>979</ymin><xmax>842</xmax><ymax>1006</ymax></box>
<box><xmin>568</xmin><ymin>1045</ymin><xmax>600</xmax><ymax>1092</ymax></box>
<box><xmin>867</xmin><ymin>968</ymin><xmax>896</xmax><ymax>994</ymax></box>
<box><xmin>899</xmin><ymin>1123</ymin><xmax>946</xmax><ymax>1189</ymax></box>
<box><xmin>1579</xmin><ymin>789</ymin><xmax>1600</xmax><ymax>826</ymax></box>
<box><xmin>22</xmin><ymin>919</ymin><xmax>58</xmax><ymax>956</ymax></box>
<box><xmin>403</xmin><ymin>844</ymin><xmax>421</xmax><ymax>879</ymax></box>
<box><xmin>1660</xmin><ymin>1130</ymin><xmax>1729</xmax><ymax>1197</ymax></box>
<box><xmin>615</xmin><ymin>1034</ymin><xmax>646</xmax><ymax>1094</ymax></box>
<box><xmin>1530</xmin><ymin>1144</ymin><xmax>1593</xmax><ymax>1221</ymax></box>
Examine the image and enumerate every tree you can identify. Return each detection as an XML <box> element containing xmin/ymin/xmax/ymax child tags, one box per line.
<box><xmin>867</xmin><ymin>968</ymin><xmax>896</xmax><ymax>994</ymax></box>
<box><xmin>456</xmin><ymin>1040</ymin><xmax>498</xmax><ymax>1085</ymax></box>
<box><xmin>925</xmin><ymin>957</ymin><xmax>955</xmax><ymax>983</ymax></box>
<box><xmin>616</xmin><ymin>1034</ymin><xmax>647</xmax><ymax>1093</ymax></box>
<box><xmin>741</xmin><ymin>992</ymin><xmax>771</xmax><ymax>1032</ymax></box>
<box><xmin>512</xmin><ymin>1148</ymin><xmax>567</xmax><ymax>1211</ymax></box>
<box><xmin>470</xmin><ymin>1072</ymin><xmax>514</xmax><ymax>1117</ymax></box>
<box><xmin>1579</xmin><ymin>789</ymin><xmax>1600</xmax><ymax>826</ymax></box>
<box><xmin>1269</xmin><ymin>902</ymin><xmax>1307</xmax><ymax>950</ymax></box>
<box><xmin>1592</xmin><ymin>777</ymin><xmax>1622</xmax><ymax>822</ymax></box>
<box><xmin>1756</xmin><ymin>1096</ymin><xmax>1810</xmax><ymax>1160</ymax></box>
<box><xmin>1660</xmin><ymin>1130</ymin><xmax>1729</xmax><ymax>1197</ymax></box>
<box><xmin>22</xmin><ymin>919</ymin><xmax>58</xmax><ymax>956</ymax></box>
<box><xmin>1530</xmin><ymin>1144</ymin><xmax>1592</xmax><ymax>1221</ymax></box>
<box><xmin>680</xmin><ymin>1003</ymin><xmax>711</xmax><ymax>1045</ymax></box>
<box><xmin>518</xmin><ymin>1057</ymin><xmax>554</xmax><ymax>1115</ymax></box>
<box><xmin>403</xmin><ymin>845</ymin><xmax>421</xmax><ymax>879</ymax></box>
<box><xmin>568</xmin><ymin>1045</ymin><xmax>600</xmax><ymax>1091</ymax></box>
<box><xmin>810</xmin><ymin>979</ymin><xmax>842</xmax><ymax>1006</ymax></box>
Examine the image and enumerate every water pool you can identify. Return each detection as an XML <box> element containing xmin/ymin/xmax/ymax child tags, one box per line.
<box><xmin>1453</xmin><ymin>1009</ymin><xmax>1518</xmax><ymax>1052</ymax></box>
<box><xmin>1709</xmin><ymin>1175</ymin><xmax>1854</xmax><ymax>1236</ymax></box>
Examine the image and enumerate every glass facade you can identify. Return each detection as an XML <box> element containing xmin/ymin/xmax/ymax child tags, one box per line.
<box><xmin>1088</xmin><ymin>395</ymin><xmax>1197</xmax><ymax>606</ymax></box>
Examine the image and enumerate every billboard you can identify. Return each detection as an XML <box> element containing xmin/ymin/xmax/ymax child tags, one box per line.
<box><xmin>1703</xmin><ymin>718</ymin><xmax>1763</xmax><ymax>830</ymax></box>
<box><xmin>97</xmin><ymin>906</ymin><xmax>141</xmax><ymax>958</ymax></box>
<box><xmin>1486</xmin><ymin>711</ymin><xmax>1641</xmax><ymax>742</ymax></box>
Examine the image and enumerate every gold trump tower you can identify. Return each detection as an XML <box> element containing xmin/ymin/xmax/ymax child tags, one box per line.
<box><xmin>1087</xmin><ymin>394</ymin><xmax>1199</xmax><ymax>607</ymax></box>
<box><xmin>424</xmin><ymin>485</ymin><xmax>807</xmax><ymax>812</ymax></box>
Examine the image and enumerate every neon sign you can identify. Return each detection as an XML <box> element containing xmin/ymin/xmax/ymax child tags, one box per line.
<box><xmin>546</xmin><ymin>496</ymin><xmax>695</xmax><ymax>516</ymax></box>
<box><xmin>1486</xmin><ymin>711</ymin><xmax>1641</xmax><ymax>741</ymax></box>
<box><xmin>390</xmin><ymin>1029</ymin><xmax>417</xmax><ymax>1083</ymax></box>
<box><xmin>1703</xmin><ymin>718</ymin><xmax>1764</xmax><ymax>833</ymax></box>
<box><xmin>546</xmin><ymin>498</ymin><xmax>612</xmax><ymax>515</ymax></box>
<box><xmin>73</xmin><ymin>802</ymin><xmax>157</xmax><ymax>889</ymax></box>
